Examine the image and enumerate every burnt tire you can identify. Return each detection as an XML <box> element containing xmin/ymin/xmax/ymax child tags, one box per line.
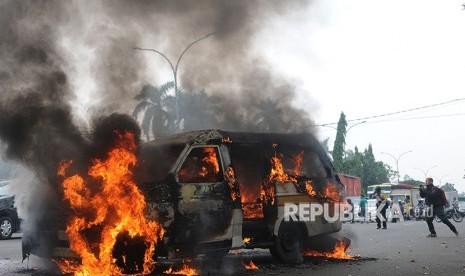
<box><xmin>0</xmin><ymin>216</ymin><xmax>13</xmax><ymax>240</ymax></box>
<box><xmin>271</xmin><ymin>223</ymin><xmax>303</xmax><ymax>264</ymax></box>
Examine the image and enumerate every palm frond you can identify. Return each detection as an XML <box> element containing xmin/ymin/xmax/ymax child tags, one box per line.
<box><xmin>141</xmin><ymin>106</ymin><xmax>156</xmax><ymax>141</ymax></box>
<box><xmin>159</xmin><ymin>81</ymin><xmax>175</xmax><ymax>94</ymax></box>
<box><xmin>132</xmin><ymin>101</ymin><xmax>152</xmax><ymax>119</ymax></box>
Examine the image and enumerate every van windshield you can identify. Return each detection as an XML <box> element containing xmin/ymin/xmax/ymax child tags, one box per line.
<box><xmin>138</xmin><ymin>143</ymin><xmax>186</xmax><ymax>183</ymax></box>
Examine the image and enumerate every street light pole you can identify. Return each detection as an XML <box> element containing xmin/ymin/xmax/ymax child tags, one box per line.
<box><xmin>413</xmin><ymin>165</ymin><xmax>438</xmax><ymax>180</ymax></box>
<box><xmin>381</xmin><ymin>150</ymin><xmax>413</xmax><ymax>183</ymax></box>
<box><xmin>319</xmin><ymin>120</ymin><xmax>367</xmax><ymax>132</ymax></box>
<box><xmin>347</xmin><ymin>120</ymin><xmax>367</xmax><ymax>133</ymax></box>
<box><xmin>438</xmin><ymin>174</ymin><xmax>449</xmax><ymax>186</ymax></box>
<box><xmin>134</xmin><ymin>33</ymin><xmax>215</xmax><ymax>127</ymax></box>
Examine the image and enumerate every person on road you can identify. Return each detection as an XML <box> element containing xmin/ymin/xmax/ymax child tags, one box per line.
<box><xmin>419</xmin><ymin>177</ymin><xmax>459</xmax><ymax>237</ymax></box>
<box><xmin>452</xmin><ymin>197</ymin><xmax>459</xmax><ymax>210</ymax></box>
<box><xmin>347</xmin><ymin>198</ymin><xmax>355</xmax><ymax>223</ymax></box>
<box><xmin>360</xmin><ymin>196</ymin><xmax>367</xmax><ymax>223</ymax></box>
<box><xmin>373</xmin><ymin>186</ymin><xmax>389</xmax><ymax>229</ymax></box>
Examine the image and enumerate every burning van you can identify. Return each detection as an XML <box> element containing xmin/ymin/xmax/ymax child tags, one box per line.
<box><xmin>23</xmin><ymin>129</ymin><xmax>344</xmax><ymax>272</ymax></box>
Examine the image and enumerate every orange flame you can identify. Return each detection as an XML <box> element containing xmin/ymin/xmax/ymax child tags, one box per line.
<box><xmin>261</xmin><ymin>144</ymin><xmax>295</xmax><ymax>205</ymax></box>
<box><xmin>305</xmin><ymin>181</ymin><xmax>316</xmax><ymax>196</ymax></box>
<box><xmin>57</xmin><ymin>131</ymin><xmax>164</xmax><ymax>276</ymax></box>
<box><xmin>324</xmin><ymin>181</ymin><xmax>342</xmax><ymax>202</ymax></box>
<box><xmin>243</xmin><ymin>237</ymin><xmax>251</xmax><ymax>245</ymax></box>
<box><xmin>241</xmin><ymin>202</ymin><xmax>263</xmax><ymax>219</ymax></box>
<box><xmin>199</xmin><ymin>147</ymin><xmax>220</xmax><ymax>178</ymax></box>
<box><xmin>225</xmin><ymin>166</ymin><xmax>240</xmax><ymax>202</ymax></box>
<box><xmin>243</xmin><ymin>260</ymin><xmax>259</xmax><ymax>270</ymax></box>
<box><xmin>222</xmin><ymin>137</ymin><xmax>233</xmax><ymax>143</ymax></box>
<box><xmin>303</xmin><ymin>241</ymin><xmax>354</xmax><ymax>260</ymax></box>
<box><xmin>164</xmin><ymin>262</ymin><xmax>198</xmax><ymax>276</ymax></box>
<box><xmin>292</xmin><ymin>150</ymin><xmax>304</xmax><ymax>176</ymax></box>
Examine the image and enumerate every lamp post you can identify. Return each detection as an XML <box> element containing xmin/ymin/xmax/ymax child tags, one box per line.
<box><xmin>319</xmin><ymin>120</ymin><xmax>367</xmax><ymax>132</ymax></box>
<box><xmin>319</xmin><ymin>120</ymin><xmax>367</xmax><ymax>150</ymax></box>
<box><xmin>134</xmin><ymin>33</ymin><xmax>214</xmax><ymax>127</ymax></box>
<box><xmin>438</xmin><ymin>174</ymin><xmax>449</xmax><ymax>186</ymax></box>
<box><xmin>413</xmin><ymin>165</ymin><xmax>438</xmax><ymax>180</ymax></box>
<box><xmin>381</xmin><ymin>150</ymin><xmax>413</xmax><ymax>183</ymax></box>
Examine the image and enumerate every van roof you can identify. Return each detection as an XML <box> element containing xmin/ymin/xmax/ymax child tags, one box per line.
<box><xmin>143</xmin><ymin>129</ymin><xmax>322</xmax><ymax>149</ymax></box>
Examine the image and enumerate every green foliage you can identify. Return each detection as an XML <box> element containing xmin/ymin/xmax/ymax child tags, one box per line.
<box><xmin>132</xmin><ymin>82</ymin><xmax>175</xmax><ymax>140</ymax></box>
<box><xmin>336</xmin><ymin>143</ymin><xmax>391</xmax><ymax>195</ymax></box>
<box><xmin>440</xmin><ymin>182</ymin><xmax>457</xmax><ymax>192</ymax></box>
<box><xmin>401</xmin><ymin>178</ymin><xmax>424</xmax><ymax>187</ymax></box>
<box><xmin>332</xmin><ymin>112</ymin><xmax>347</xmax><ymax>171</ymax></box>
<box><xmin>329</xmin><ymin>112</ymin><xmax>390</xmax><ymax>195</ymax></box>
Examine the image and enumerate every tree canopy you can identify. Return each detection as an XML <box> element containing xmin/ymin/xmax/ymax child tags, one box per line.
<box><xmin>440</xmin><ymin>182</ymin><xmax>457</xmax><ymax>192</ymax></box>
<box><xmin>331</xmin><ymin>112</ymin><xmax>392</xmax><ymax>195</ymax></box>
<box><xmin>332</xmin><ymin>112</ymin><xmax>347</xmax><ymax>172</ymax></box>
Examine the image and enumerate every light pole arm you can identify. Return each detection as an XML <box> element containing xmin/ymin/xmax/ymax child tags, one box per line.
<box><xmin>346</xmin><ymin>120</ymin><xmax>367</xmax><ymax>133</ymax></box>
<box><xmin>175</xmin><ymin>33</ymin><xmax>215</xmax><ymax>73</ymax></box>
<box><xmin>397</xmin><ymin>150</ymin><xmax>413</xmax><ymax>162</ymax></box>
<box><xmin>133</xmin><ymin>47</ymin><xmax>176</xmax><ymax>73</ymax></box>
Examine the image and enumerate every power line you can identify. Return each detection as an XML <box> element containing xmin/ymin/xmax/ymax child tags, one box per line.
<box><xmin>315</xmin><ymin>98</ymin><xmax>465</xmax><ymax>126</ymax></box>
<box><xmin>366</xmin><ymin>112</ymin><xmax>465</xmax><ymax>124</ymax></box>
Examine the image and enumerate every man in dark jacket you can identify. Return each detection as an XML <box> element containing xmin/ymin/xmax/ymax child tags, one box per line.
<box><xmin>373</xmin><ymin>186</ymin><xmax>388</xmax><ymax>229</ymax></box>
<box><xmin>420</xmin><ymin>177</ymin><xmax>459</xmax><ymax>237</ymax></box>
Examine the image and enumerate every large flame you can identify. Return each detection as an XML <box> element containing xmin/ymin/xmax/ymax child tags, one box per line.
<box><xmin>57</xmin><ymin>131</ymin><xmax>164</xmax><ymax>276</ymax></box>
<box><xmin>303</xmin><ymin>240</ymin><xmax>354</xmax><ymax>260</ymax></box>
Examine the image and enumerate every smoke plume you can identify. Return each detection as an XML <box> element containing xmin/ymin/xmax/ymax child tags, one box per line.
<box><xmin>0</xmin><ymin>0</ymin><xmax>316</xmax><ymax>258</ymax></box>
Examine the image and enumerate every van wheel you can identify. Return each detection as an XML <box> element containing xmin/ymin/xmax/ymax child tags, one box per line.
<box><xmin>271</xmin><ymin>223</ymin><xmax>303</xmax><ymax>264</ymax></box>
<box><xmin>0</xmin><ymin>217</ymin><xmax>13</xmax><ymax>240</ymax></box>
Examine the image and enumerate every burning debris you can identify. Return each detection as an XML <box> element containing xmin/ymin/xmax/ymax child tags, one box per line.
<box><xmin>303</xmin><ymin>238</ymin><xmax>355</xmax><ymax>261</ymax></box>
<box><xmin>164</xmin><ymin>260</ymin><xmax>198</xmax><ymax>276</ymax></box>
<box><xmin>57</xmin><ymin>131</ymin><xmax>164</xmax><ymax>275</ymax></box>
<box><xmin>243</xmin><ymin>260</ymin><xmax>259</xmax><ymax>270</ymax></box>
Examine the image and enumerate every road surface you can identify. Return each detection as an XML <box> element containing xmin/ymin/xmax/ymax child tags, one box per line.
<box><xmin>1</xmin><ymin>220</ymin><xmax>465</xmax><ymax>275</ymax></box>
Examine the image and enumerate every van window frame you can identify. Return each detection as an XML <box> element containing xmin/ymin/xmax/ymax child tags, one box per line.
<box><xmin>174</xmin><ymin>144</ymin><xmax>225</xmax><ymax>184</ymax></box>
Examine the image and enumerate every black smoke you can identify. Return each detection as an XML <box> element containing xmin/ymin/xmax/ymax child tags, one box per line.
<box><xmin>0</xmin><ymin>0</ymin><xmax>317</xmax><ymax>262</ymax></box>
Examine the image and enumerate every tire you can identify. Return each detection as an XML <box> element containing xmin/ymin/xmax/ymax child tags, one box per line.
<box><xmin>270</xmin><ymin>223</ymin><xmax>303</xmax><ymax>264</ymax></box>
<box><xmin>452</xmin><ymin>212</ymin><xmax>463</xmax><ymax>223</ymax></box>
<box><xmin>0</xmin><ymin>216</ymin><xmax>14</xmax><ymax>240</ymax></box>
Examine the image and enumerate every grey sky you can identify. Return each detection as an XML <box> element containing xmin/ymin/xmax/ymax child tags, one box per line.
<box><xmin>258</xmin><ymin>0</ymin><xmax>465</xmax><ymax>191</ymax></box>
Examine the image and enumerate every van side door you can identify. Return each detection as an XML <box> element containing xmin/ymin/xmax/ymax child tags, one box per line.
<box><xmin>173</xmin><ymin>145</ymin><xmax>233</xmax><ymax>248</ymax></box>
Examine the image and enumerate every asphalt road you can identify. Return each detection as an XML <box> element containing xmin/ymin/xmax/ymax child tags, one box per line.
<box><xmin>1</xmin><ymin>220</ymin><xmax>465</xmax><ymax>275</ymax></box>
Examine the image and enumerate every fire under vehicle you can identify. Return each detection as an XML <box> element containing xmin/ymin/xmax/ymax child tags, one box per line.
<box><xmin>22</xmin><ymin>129</ymin><xmax>344</xmax><ymax>270</ymax></box>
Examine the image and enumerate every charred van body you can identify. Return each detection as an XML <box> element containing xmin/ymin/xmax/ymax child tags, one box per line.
<box><xmin>23</xmin><ymin>130</ymin><xmax>344</xmax><ymax>265</ymax></box>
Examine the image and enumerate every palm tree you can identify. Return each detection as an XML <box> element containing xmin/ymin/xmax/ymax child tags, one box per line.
<box><xmin>176</xmin><ymin>89</ymin><xmax>220</xmax><ymax>131</ymax></box>
<box><xmin>253</xmin><ymin>99</ymin><xmax>287</xmax><ymax>132</ymax></box>
<box><xmin>132</xmin><ymin>82</ymin><xmax>175</xmax><ymax>141</ymax></box>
